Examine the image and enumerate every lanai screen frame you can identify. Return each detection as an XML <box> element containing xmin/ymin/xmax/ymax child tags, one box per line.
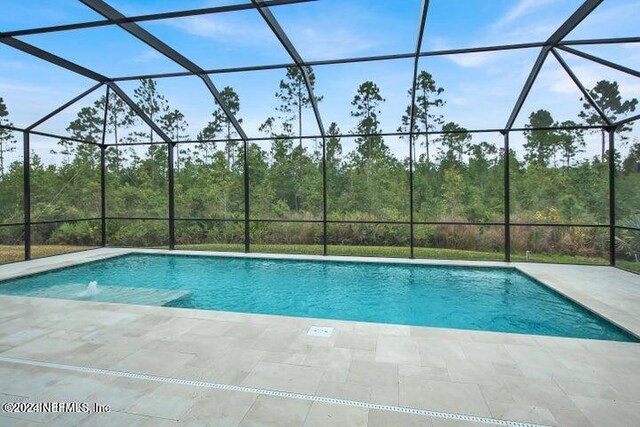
<box><xmin>0</xmin><ymin>0</ymin><xmax>638</xmax><ymax>267</ymax></box>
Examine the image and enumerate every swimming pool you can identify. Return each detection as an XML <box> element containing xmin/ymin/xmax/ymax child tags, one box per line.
<box><xmin>0</xmin><ymin>253</ymin><xmax>636</xmax><ymax>342</ymax></box>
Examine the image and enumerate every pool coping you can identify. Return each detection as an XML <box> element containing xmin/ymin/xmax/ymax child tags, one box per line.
<box><xmin>1</xmin><ymin>247</ymin><xmax>639</xmax><ymax>341</ymax></box>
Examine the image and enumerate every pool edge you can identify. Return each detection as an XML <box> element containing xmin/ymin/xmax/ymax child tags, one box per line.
<box><xmin>1</xmin><ymin>247</ymin><xmax>639</xmax><ymax>342</ymax></box>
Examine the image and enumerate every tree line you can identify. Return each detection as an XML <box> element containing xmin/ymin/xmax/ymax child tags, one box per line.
<box><xmin>0</xmin><ymin>67</ymin><xmax>639</xmax><ymax>263</ymax></box>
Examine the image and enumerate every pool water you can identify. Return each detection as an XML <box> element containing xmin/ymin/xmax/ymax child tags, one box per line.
<box><xmin>0</xmin><ymin>254</ymin><xmax>636</xmax><ymax>342</ymax></box>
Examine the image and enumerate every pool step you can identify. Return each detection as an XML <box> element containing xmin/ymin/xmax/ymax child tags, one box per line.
<box><xmin>27</xmin><ymin>284</ymin><xmax>191</xmax><ymax>307</ymax></box>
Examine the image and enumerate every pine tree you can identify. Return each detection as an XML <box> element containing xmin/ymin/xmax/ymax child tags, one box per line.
<box><xmin>437</xmin><ymin>122</ymin><xmax>470</xmax><ymax>167</ymax></box>
<box><xmin>623</xmin><ymin>141</ymin><xmax>640</xmax><ymax>174</ymax></box>
<box><xmin>219</xmin><ymin>87</ymin><xmax>242</xmax><ymax>170</ymax></box>
<box><xmin>275</xmin><ymin>66</ymin><xmax>322</xmax><ymax>148</ymax></box>
<box><xmin>194</xmin><ymin>130</ymin><xmax>217</xmax><ymax>165</ymax></box>
<box><xmin>133</xmin><ymin>79</ymin><xmax>169</xmax><ymax>187</ymax></box>
<box><xmin>61</xmin><ymin>105</ymin><xmax>103</xmax><ymax>167</ymax></box>
<box><xmin>441</xmin><ymin>167</ymin><xmax>465</xmax><ymax>219</ymax></box>
<box><xmin>326</xmin><ymin>122</ymin><xmax>342</xmax><ymax>168</ymax></box>
<box><xmin>351</xmin><ymin>81</ymin><xmax>389</xmax><ymax>167</ymax></box>
<box><xmin>467</xmin><ymin>141</ymin><xmax>497</xmax><ymax>168</ymax></box>
<box><xmin>160</xmin><ymin>109</ymin><xmax>189</xmax><ymax>171</ymax></box>
<box><xmin>259</xmin><ymin>116</ymin><xmax>292</xmax><ymax>163</ymax></box>
<box><xmin>556</xmin><ymin>121</ymin><xmax>585</xmax><ymax>168</ymax></box>
<box><xmin>134</xmin><ymin>79</ymin><xmax>169</xmax><ymax>143</ymax></box>
<box><xmin>94</xmin><ymin>92</ymin><xmax>135</xmax><ymax>171</ymax></box>
<box><xmin>66</xmin><ymin>106</ymin><xmax>102</xmax><ymax>143</ymax></box>
<box><xmin>198</xmin><ymin>86</ymin><xmax>242</xmax><ymax>170</ymax></box>
<box><xmin>0</xmin><ymin>97</ymin><xmax>17</xmax><ymax>178</ymax></box>
<box><xmin>258</xmin><ymin>116</ymin><xmax>294</xmax><ymax>210</ymax></box>
<box><xmin>578</xmin><ymin>80</ymin><xmax>638</xmax><ymax>160</ymax></box>
<box><xmin>523</xmin><ymin>110</ymin><xmax>557</xmax><ymax>167</ymax></box>
<box><xmin>325</xmin><ymin>122</ymin><xmax>344</xmax><ymax>208</ymax></box>
<box><xmin>399</xmin><ymin>71</ymin><xmax>445</xmax><ymax>167</ymax></box>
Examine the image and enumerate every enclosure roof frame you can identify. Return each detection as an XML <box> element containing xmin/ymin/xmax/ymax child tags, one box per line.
<box><xmin>0</xmin><ymin>0</ymin><xmax>637</xmax><ymax>139</ymax></box>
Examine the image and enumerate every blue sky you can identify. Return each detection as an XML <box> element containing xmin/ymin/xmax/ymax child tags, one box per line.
<box><xmin>0</xmin><ymin>0</ymin><xmax>638</xmax><ymax>160</ymax></box>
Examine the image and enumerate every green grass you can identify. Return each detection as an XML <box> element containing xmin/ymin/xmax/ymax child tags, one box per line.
<box><xmin>0</xmin><ymin>245</ymin><xmax>95</xmax><ymax>265</ymax></box>
<box><xmin>617</xmin><ymin>261</ymin><xmax>640</xmax><ymax>273</ymax></box>
<box><xmin>0</xmin><ymin>243</ymin><xmax>610</xmax><ymax>266</ymax></box>
<box><xmin>177</xmin><ymin>243</ymin><xmax>609</xmax><ymax>265</ymax></box>
<box><xmin>510</xmin><ymin>252</ymin><xmax>608</xmax><ymax>265</ymax></box>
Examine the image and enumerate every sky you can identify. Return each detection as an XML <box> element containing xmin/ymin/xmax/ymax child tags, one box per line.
<box><xmin>0</xmin><ymin>0</ymin><xmax>639</xmax><ymax>162</ymax></box>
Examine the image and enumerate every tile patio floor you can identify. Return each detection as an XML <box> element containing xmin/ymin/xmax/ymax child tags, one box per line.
<box><xmin>0</xmin><ymin>249</ymin><xmax>639</xmax><ymax>426</ymax></box>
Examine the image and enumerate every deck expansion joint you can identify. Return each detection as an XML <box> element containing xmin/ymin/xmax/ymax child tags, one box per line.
<box><xmin>0</xmin><ymin>355</ymin><xmax>547</xmax><ymax>427</ymax></box>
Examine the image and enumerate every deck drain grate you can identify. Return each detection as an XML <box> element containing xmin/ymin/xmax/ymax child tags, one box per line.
<box><xmin>0</xmin><ymin>355</ymin><xmax>547</xmax><ymax>427</ymax></box>
<box><xmin>307</xmin><ymin>326</ymin><xmax>334</xmax><ymax>337</ymax></box>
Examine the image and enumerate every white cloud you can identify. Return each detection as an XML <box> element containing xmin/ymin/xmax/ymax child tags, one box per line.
<box><xmin>167</xmin><ymin>15</ymin><xmax>271</xmax><ymax>46</ymax></box>
<box><xmin>539</xmin><ymin>60</ymin><xmax>640</xmax><ymax>98</ymax></box>
<box><xmin>175</xmin><ymin>16</ymin><xmax>233</xmax><ymax>38</ymax></box>
<box><xmin>169</xmin><ymin>1</ymin><xmax>388</xmax><ymax>60</ymax></box>
<box><xmin>448</xmin><ymin>96</ymin><xmax>469</xmax><ymax>106</ymax></box>
<box><xmin>566</xmin><ymin>0</ymin><xmax>640</xmax><ymax>39</ymax></box>
<box><xmin>493</xmin><ymin>0</ymin><xmax>558</xmax><ymax>28</ymax></box>
<box><xmin>442</xmin><ymin>0</ymin><xmax>562</xmax><ymax>70</ymax></box>
<box><xmin>131</xmin><ymin>50</ymin><xmax>163</xmax><ymax>63</ymax></box>
<box><xmin>0</xmin><ymin>60</ymin><xmax>32</xmax><ymax>70</ymax></box>
<box><xmin>0</xmin><ymin>81</ymin><xmax>59</xmax><ymax>94</ymax></box>
<box><xmin>172</xmin><ymin>17</ymin><xmax>375</xmax><ymax>60</ymax></box>
<box><xmin>293</xmin><ymin>27</ymin><xmax>374</xmax><ymax>60</ymax></box>
<box><xmin>548</xmin><ymin>78</ymin><xmax>577</xmax><ymax>95</ymax></box>
<box><xmin>446</xmin><ymin>52</ymin><xmax>495</xmax><ymax>68</ymax></box>
<box><xmin>529</xmin><ymin>59</ymin><xmax>580</xmax><ymax>95</ymax></box>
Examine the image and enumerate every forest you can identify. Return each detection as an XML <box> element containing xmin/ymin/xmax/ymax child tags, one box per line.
<box><xmin>0</xmin><ymin>67</ymin><xmax>639</xmax><ymax>270</ymax></box>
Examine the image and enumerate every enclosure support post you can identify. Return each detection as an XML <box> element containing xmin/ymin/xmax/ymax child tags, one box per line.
<box><xmin>100</xmin><ymin>85</ymin><xmax>109</xmax><ymax>247</ymax></box>
<box><xmin>23</xmin><ymin>131</ymin><xmax>31</xmax><ymax>261</ymax></box>
<box><xmin>322</xmin><ymin>134</ymin><xmax>328</xmax><ymax>256</ymax></box>
<box><xmin>100</xmin><ymin>146</ymin><xmax>106</xmax><ymax>246</ymax></box>
<box><xmin>409</xmin><ymin>135</ymin><xmax>415</xmax><ymax>258</ymax></box>
<box><xmin>406</xmin><ymin>0</ymin><xmax>430</xmax><ymax>259</ymax></box>
<box><xmin>243</xmin><ymin>140</ymin><xmax>250</xmax><ymax>253</ymax></box>
<box><xmin>503</xmin><ymin>131</ymin><xmax>511</xmax><ymax>262</ymax></box>
<box><xmin>608</xmin><ymin>128</ymin><xmax>616</xmax><ymax>266</ymax></box>
<box><xmin>168</xmin><ymin>142</ymin><xmax>175</xmax><ymax>250</ymax></box>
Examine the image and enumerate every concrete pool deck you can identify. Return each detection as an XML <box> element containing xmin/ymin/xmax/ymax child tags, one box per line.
<box><xmin>0</xmin><ymin>248</ymin><xmax>639</xmax><ymax>426</ymax></box>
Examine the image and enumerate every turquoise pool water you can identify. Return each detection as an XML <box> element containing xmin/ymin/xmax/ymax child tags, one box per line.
<box><xmin>0</xmin><ymin>254</ymin><xmax>636</xmax><ymax>342</ymax></box>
